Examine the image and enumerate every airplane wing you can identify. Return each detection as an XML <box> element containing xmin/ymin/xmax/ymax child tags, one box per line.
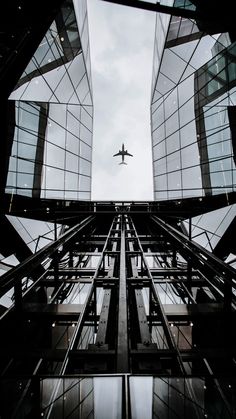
<box><xmin>113</xmin><ymin>152</ymin><xmax>122</xmax><ymax>157</ymax></box>
<box><xmin>124</xmin><ymin>151</ymin><xmax>133</xmax><ymax>157</ymax></box>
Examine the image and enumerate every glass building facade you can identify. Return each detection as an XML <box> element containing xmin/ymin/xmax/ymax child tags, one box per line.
<box><xmin>5</xmin><ymin>0</ymin><xmax>93</xmax><ymax>200</ymax></box>
<box><xmin>151</xmin><ymin>0</ymin><xmax>236</xmax><ymax>201</ymax></box>
<box><xmin>1</xmin><ymin>2</ymin><xmax>236</xmax><ymax>418</ymax></box>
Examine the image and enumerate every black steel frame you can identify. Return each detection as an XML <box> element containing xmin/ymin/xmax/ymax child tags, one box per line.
<box><xmin>0</xmin><ymin>205</ymin><xmax>236</xmax><ymax>417</ymax></box>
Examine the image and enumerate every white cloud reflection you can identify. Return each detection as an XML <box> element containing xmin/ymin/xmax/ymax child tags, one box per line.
<box><xmin>88</xmin><ymin>0</ymin><xmax>155</xmax><ymax>201</ymax></box>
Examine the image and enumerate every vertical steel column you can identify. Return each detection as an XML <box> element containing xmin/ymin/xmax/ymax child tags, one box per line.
<box><xmin>187</xmin><ymin>217</ymin><xmax>192</xmax><ymax>302</ymax></box>
<box><xmin>117</xmin><ymin>215</ymin><xmax>129</xmax><ymax>372</ymax></box>
<box><xmin>95</xmin><ymin>289</ymin><xmax>112</xmax><ymax>346</ymax></box>
<box><xmin>126</xmin><ymin>218</ymin><xmax>152</xmax><ymax>346</ymax></box>
<box><xmin>95</xmin><ymin>218</ymin><xmax>119</xmax><ymax>345</ymax></box>
<box><xmin>53</xmin><ymin>221</ymin><xmax>59</xmax><ymax>282</ymax></box>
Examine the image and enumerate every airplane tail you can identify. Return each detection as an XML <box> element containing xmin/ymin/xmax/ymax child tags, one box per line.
<box><xmin>119</xmin><ymin>162</ymin><xmax>127</xmax><ymax>165</ymax></box>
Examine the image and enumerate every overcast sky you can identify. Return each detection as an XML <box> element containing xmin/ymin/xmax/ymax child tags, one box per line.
<box><xmin>87</xmin><ymin>0</ymin><xmax>155</xmax><ymax>201</ymax></box>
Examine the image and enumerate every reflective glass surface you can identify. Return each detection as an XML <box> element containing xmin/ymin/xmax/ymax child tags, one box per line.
<box><xmin>6</xmin><ymin>0</ymin><xmax>93</xmax><ymax>200</ymax></box>
<box><xmin>41</xmin><ymin>377</ymin><xmax>122</xmax><ymax>419</ymax></box>
<box><xmin>183</xmin><ymin>204</ymin><xmax>236</xmax><ymax>251</ymax></box>
<box><xmin>151</xmin><ymin>3</ymin><xmax>236</xmax><ymax>200</ymax></box>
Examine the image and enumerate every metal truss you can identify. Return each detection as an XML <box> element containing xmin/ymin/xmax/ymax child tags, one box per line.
<box><xmin>100</xmin><ymin>0</ymin><xmax>236</xmax><ymax>37</ymax></box>
<box><xmin>0</xmin><ymin>208</ymin><xmax>236</xmax><ymax>417</ymax></box>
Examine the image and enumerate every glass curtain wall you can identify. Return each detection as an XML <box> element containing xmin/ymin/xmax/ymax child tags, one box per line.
<box><xmin>6</xmin><ymin>0</ymin><xmax>93</xmax><ymax>200</ymax></box>
<box><xmin>151</xmin><ymin>0</ymin><xmax>236</xmax><ymax>200</ymax></box>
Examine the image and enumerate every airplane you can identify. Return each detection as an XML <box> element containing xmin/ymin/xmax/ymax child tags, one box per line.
<box><xmin>113</xmin><ymin>143</ymin><xmax>133</xmax><ymax>165</ymax></box>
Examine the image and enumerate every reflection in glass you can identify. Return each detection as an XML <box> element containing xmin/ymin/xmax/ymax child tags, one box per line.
<box><xmin>41</xmin><ymin>377</ymin><xmax>122</xmax><ymax>419</ymax></box>
<box><xmin>130</xmin><ymin>377</ymin><xmax>153</xmax><ymax>419</ymax></box>
<box><xmin>94</xmin><ymin>377</ymin><xmax>122</xmax><ymax>419</ymax></box>
<box><xmin>6</xmin><ymin>0</ymin><xmax>93</xmax><ymax>201</ymax></box>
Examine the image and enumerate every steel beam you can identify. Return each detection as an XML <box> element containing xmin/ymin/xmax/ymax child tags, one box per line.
<box><xmin>101</xmin><ymin>0</ymin><xmax>199</xmax><ymax>20</ymax></box>
<box><xmin>117</xmin><ymin>216</ymin><xmax>129</xmax><ymax>372</ymax></box>
<box><xmin>151</xmin><ymin>215</ymin><xmax>236</xmax><ymax>309</ymax></box>
<box><xmin>95</xmin><ymin>289</ymin><xmax>112</xmax><ymax>346</ymax></box>
<box><xmin>0</xmin><ymin>215</ymin><xmax>95</xmax><ymax>298</ymax></box>
<box><xmin>134</xmin><ymin>289</ymin><xmax>151</xmax><ymax>345</ymax></box>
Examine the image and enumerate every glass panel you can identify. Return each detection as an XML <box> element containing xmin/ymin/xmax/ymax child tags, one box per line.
<box><xmin>7</xmin><ymin>0</ymin><xmax>92</xmax><ymax>201</ymax></box>
<box><xmin>152</xmin><ymin>101</ymin><xmax>165</xmax><ymax>130</ymax></box>
<box><xmin>79</xmin><ymin>175</ymin><xmax>91</xmax><ymax>191</ymax></box>
<box><xmin>166</xmin><ymin>133</ymin><xmax>180</xmax><ymax>155</ymax></box>
<box><xmin>43</xmin><ymin>167</ymin><xmax>64</xmax><ymax>191</ymax></box>
<box><xmin>78</xmin><ymin>191</ymin><xmax>90</xmax><ymax>200</ymax></box>
<box><xmin>94</xmin><ymin>377</ymin><xmax>122</xmax><ymax>419</ymax></box>
<box><xmin>180</xmin><ymin>121</ymin><xmax>196</xmax><ymax>147</ymax></box>
<box><xmin>80</xmin><ymin>141</ymin><xmax>92</xmax><ymax>161</ymax></box>
<box><xmin>178</xmin><ymin>74</ymin><xmax>194</xmax><ymax>107</ymax></box>
<box><xmin>80</xmin><ymin>124</ymin><xmax>93</xmax><ymax>145</ymax></box>
<box><xmin>80</xmin><ymin>158</ymin><xmax>91</xmax><ymax>176</ymax></box>
<box><xmin>161</xmin><ymin>49</ymin><xmax>186</xmax><ymax>85</ymax></box>
<box><xmin>153</xmin><ymin>140</ymin><xmax>166</xmax><ymax>161</ymax></box>
<box><xmin>179</xmin><ymin>97</ymin><xmax>195</xmax><ymax>127</ymax></box>
<box><xmin>165</xmin><ymin>112</ymin><xmax>179</xmax><ymax>137</ymax></box>
<box><xmin>182</xmin><ymin>167</ymin><xmax>202</xmax><ymax>192</ymax></box>
<box><xmin>154</xmin><ymin>174</ymin><xmax>167</xmax><ymax>192</ymax></box>
<box><xmin>41</xmin><ymin>377</ymin><xmax>94</xmax><ymax>418</ymax></box>
<box><xmin>130</xmin><ymin>377</ymin><xmax>153</xmax><ymax>419</ymax></box>
<box><xmin>65</xmin><ymin>152</ymin><xmax>78</xmax><ymax>172</ymax></box>
<box><xmin>181</xmin><ymin>142</ymin><xmax>200</xmax><ymax>169</ymax></box>
<box><xmin>76</xmin><ymin>74</ymin><xmax>89</xmax><ymax>104</ymax></box>
<box><xmin>153</xmin><ymin>124</ymin><xmax>165</xmax><ymax>146</ymax></box>
<box><xmin>167</xmin><ymin>151</ymin><xmax>181</xmax><ymax>172</ymax></box>
<box><xmin>81</xmin><ymin>106</ymin><xmax>93</xmax><ymax>131</ymax></box>
<box><xmin>66</xmin><ymin>132</ymin><xmax>79</xmax><ymax>155</ymax></box>
<box><xmin>54</xmin><ymin>70</ymin><xmax>75</xmax><ymax>104</ymax></box>
<box><xmin>153</xmin><ymin>377</ymin><xmax>205</xmax><ymax>418</ymax></box>
<box><xmin>65</xmin><ymin>171</ymin><xmax>78</xmax><ymax>192</ymax></box>
<box><xmin>46</xmin><ymin>143</ymin><xmax>65</xmax><ymax>169</ymax></box>
<box><xmin>41</xmin><ymin>377</ymin><xmax>122</xmax><ymax>419</ymax></box>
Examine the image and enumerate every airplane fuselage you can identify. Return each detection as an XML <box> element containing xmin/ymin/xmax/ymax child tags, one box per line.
<box><xmin>113</xmin><ymin>143</ymin><xmax>133</xmax><ymax>164</ymax></box>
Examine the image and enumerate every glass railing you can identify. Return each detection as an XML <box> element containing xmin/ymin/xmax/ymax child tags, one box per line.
<box><xmin>1</xmin><ymin>375</ymin><xmax>235</xmax><ymax>418</ymax></box>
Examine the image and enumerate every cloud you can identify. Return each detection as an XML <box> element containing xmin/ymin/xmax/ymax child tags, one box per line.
<box><xmin>87</xmin><ymin>0</ymin><xmax>155</xmax><ymax>201</ymax></box>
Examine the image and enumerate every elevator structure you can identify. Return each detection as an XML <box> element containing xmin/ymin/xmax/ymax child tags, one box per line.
<box><xmin>0</xmin><ymin>199</ymin><xmax>236</xmax><ymax>418</ymax></box>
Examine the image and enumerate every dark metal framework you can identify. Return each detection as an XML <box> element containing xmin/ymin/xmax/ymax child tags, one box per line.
<box><xmin>0</xmin><ymin>204</ymin><xmax>236</xmax><ymax>417</ymax></box>
<box><xmin>101</xmin><ymin>0</ymin><xmax>236</xmax><ymax>39</ymax></box>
